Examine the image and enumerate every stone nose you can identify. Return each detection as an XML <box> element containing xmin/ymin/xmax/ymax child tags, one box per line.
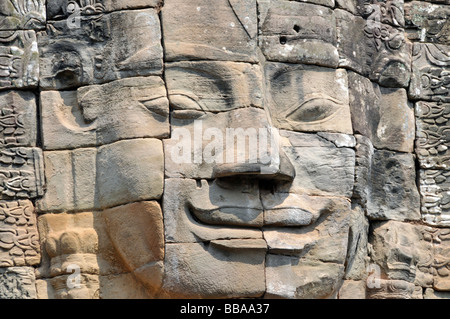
<box><xmin>211</xmin><ymin>146</ymin><xmax>295</xmax><ymax>181</ymax></box>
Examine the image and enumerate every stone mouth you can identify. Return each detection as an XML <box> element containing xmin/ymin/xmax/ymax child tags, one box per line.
<box><xmin>189</xmin><ymin>205</ymin><xmax>263</xmax><ymax>228</ymax></box>
<box><xmin>189</xmin><ymin>204</ymin><xmax>316</xmax><ymax>228</ymax></box>
<box><xmin>264</xmin><ymin>207</ymin><xmax>315</xmax><ymax>226</ymax></box>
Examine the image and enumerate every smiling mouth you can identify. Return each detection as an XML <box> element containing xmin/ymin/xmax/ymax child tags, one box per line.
<box><xmin>264</xmin><ymin>207</ymin><xmax>315</xmax><ymax>226</ymax></box>
<box><xmin>189</xmin><ymin>205</ymin><xmax>264</xmax><ymax>228</ymax></box>
<box><xmin>184</xmin><ymin>202</ymin><xmax>327</xmax><ymax>253</ymax></box>
<box><xmin>189</xmin><ymin>205</ymin><xmax>316</xmax><ymax>228</ymax></box>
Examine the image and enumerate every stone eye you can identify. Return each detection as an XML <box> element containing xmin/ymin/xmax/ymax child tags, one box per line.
<box><xmin>169</xmin><ymin>91</ymin><xmax>202</xmax><ymax>111</ymax></box>
<box><xmin>285</xmin><ymin>96</ymin><xmax>342</xmax><ymax>124</ymax></box>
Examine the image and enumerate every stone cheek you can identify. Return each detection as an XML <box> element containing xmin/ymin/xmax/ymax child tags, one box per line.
<box><xmin>279</xmin><ymin>130</ymin><xmax>356</xmax><ymax>198</ymax></box>
<box><xmin>264</xmin><ymin>206</ymin><xmax>351</xmax><ymax>299</ymax></box>
<box><xmin>162</xmin><ymin>242</ymin><xmax>266</xmax><ymax>298</ymax></box>
<box><xmin>354</xmin><ymin>135</ymin><xmax>421</xmax><ymax>222</ymax></box>
<box><xmin>348</xmin><ymin>71</ymin><xmax>415</xmax><ymax>153</ymax></box>
<box><xmin>36</xmin><ymin>139</ymin><xmax>164</xmax><ymax>212</ymax></box>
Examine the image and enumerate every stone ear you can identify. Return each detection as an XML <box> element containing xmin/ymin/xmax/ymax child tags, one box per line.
<box><xmin>77</xmin><ymin>86</ymin><xmax>102</xmax><ymax>123</ymax></box>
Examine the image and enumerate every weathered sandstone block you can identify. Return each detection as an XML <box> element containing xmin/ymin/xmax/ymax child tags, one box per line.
<box><xmin>0</xmin><ymin>0</ymin><xmax>46</xmax><ymax>30</ymax></box>
<box><xmin>0</xmin><ymin>90</ymin><xmax>37</xmax><ymax>147</ymax></box>
<box><xmin>348</xmin><ymin>71</ymin><xmax>415</xmax><ymax>153</ymax></box>
<box><xmin>0</xmin><ymin>267</ymin><xmax>36</xmax><ymax>299</ymax></box>
<box><xmin>354</xmin><ymin>135</ymin><xmax>420</xmax><ymax>221</ymax></box>
<box><xmin>265</xmin><ymin>62</ymin><xmax>353</xmax><ymax>134</ymax></box>
<box><xmin>405</xmin><ymin>1</ymin><xmax>450</xmax><ymax>44</ymax></box>
<box><xmin>0</xmin><ymin>30</ymin><xmax>38</xmax><ymax>88</ymax></box>
<box><xmin>165</xmin><ymin>61</ymin><xmax>263</xmax><ymax>112</ymax></box>
<box><xmin>37</xmin><ymin>139</ymin><xmax>164</xmax><ymax>212</ymax></box>
<box><xmin>410</xmin><ymin>43</ymin><xmax>450</xmax><ymax>102</ymax></box>
<box><xmin>0</xmin><ymin>200</ymin><xmax>39</xmax><ymax>267</ymax></box>
<box><xmin>162</xmin><ymin>0</ymin><xmax>258</xmax><ymax>62</ymax></box>
<box><xmin>39</xmin><ymin>9</ymin><xmax>163</xmax><ymax>89</ymax></box>
<box><xmin>259</xmin><ymin>1</ymin><xmax>339</xmax><ymax>68</ymax></box>
<box><xmin>40</xmin><ymin>76</ymin><xmax>169</xmax><ymax>150</ymax></box>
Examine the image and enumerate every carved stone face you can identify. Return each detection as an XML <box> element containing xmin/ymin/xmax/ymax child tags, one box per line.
<box><xmin>160</xmin><ymin>49</ymin><xmax>357</xmax><ymax>298</ymax></box>
<box><xmin>30</xmin><ymin>0</ymin><xmax>362</xmax><ymax>299</ymax></box>
<box><xmin>7</xmin><ymin>0</ymin><xmax>444</xmax><ymax>300</ymax></box>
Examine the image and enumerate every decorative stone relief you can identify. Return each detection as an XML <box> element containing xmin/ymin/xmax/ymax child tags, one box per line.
<box><xmin>36</xmin><ymin>201</ymin><xmax>164</xmax><ymax>299</ymax></box>
<box><xmin>410</xmin><ymin>43</ymin><xmax>450</xmax><ymax>102</ymax></box>
<box><xmin>0</xmin><ymin>147</ymin><xmax>44</xmax><ymax>199</ymax></box>
<box><xmin>46</xmin><ymin>0</ymin><xmax>162</xmax><ymax>19</ymax></box>
<box><xmin>0</xmin><ymin>90</ymin><xmax>36</xmax><ymax>147</ymax></box>
<box><xmin>416</xmin><ymin>101</ymin><xmax>450</xmax><ymax>169</ymax></box>
<box><xmin>419</xmin><ymin>169</ymin><xmax>450</xmax><ymax>226</ymax></box>
<box><xmin>0</xmin><ymin>0</ymin><xmax>46</xmax><ymax>30</ymax></box>
<box><xmin>0</xmin><ymin>30</ymin><xmax>38</xmax><ymax>88</ymax></box>
<box><xmin>0</xmin><ymin>200</ymin><xmax>39</xmax><ymax>267</ymax></box>
<box><xmin>336</xmin><ymin>2</ymin><xmax>412</xmax><ymax>88</ymax></box>
<box><xmin>369</xmin><ymin>220</ymin><xmax>450</xmax><ymax>297</ymax></box>
<box><xmin>405</xmin><ymin>1</ymin><xmax>450</xmax><ymax>44</ymax></box>
<box><xmin>0</xmin><ymin>266</ymin><xmax>36</xmax><ymax>298</ymax></box>
<box><xmin>38</xmin><ymin>9</ymin><xmax>163</xmax><ymax>89</ymax></box>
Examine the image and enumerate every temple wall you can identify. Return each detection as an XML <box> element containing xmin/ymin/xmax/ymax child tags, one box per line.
<box><xmin>0</xmin><ymin>0</ymin><xmax>449</xmax><ymax>299</ymax></box>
